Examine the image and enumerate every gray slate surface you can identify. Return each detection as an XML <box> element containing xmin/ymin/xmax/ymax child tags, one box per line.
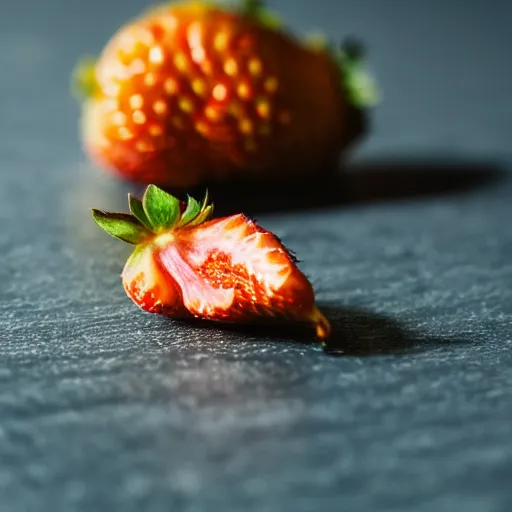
<box><xmin>1</xmin><ymin>0</ymin><xmax>512</xmax><ymax>511</ymax></box>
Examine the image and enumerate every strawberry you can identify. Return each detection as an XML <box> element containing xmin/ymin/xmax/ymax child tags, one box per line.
<box><xmin>75</xmin><ymin>0</ymin><xmax>377</xmax><ymax>188</ymax></box>
<box><xmin>91</xmin><ymin>184</ymin><xmax>331</xmax><ymax>339</ymax></box>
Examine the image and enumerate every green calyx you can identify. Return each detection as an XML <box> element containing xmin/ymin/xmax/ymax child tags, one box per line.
<box><xmin>90</xmin><ymin>211</ymin><xmax>152</xmax><ymax>245</ymax></box>
<box><xmin>71</xmin><ymin>56</ymin><xmax>98</xmax><ymax>101</ymax></box>
<box><xmin>327</xmin><ymin>38</ymin><xmax>380</xmax><ymax>109</ymax></box>
<box><xmin>91</xmin><ymin>185</ymin><xmax>214</xmax><ymax>245</ymax></box>
<box><xmin>238</xmin><ymin>0</ymin><xmax>281</xmax><ymax>29</ymax></box>
<box><xmin>303</xmin><ymin>33</ymin><xmax>379</xmax><ymax>109</ymax></box>
<box><xmin>148</xmin><ymin>0</ymin><xmax>281</xmax><ymax>29</ymax></box>
<box><xmin>212</xmin><ymin>0</ymin><xmax>281</xmax><ymax>29</ymax></box>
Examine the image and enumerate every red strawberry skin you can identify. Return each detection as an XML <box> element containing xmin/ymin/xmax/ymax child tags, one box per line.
<box><xmin>121</xmin><ymin>243</ymin><xmax>189</xmax><ymax>317</ymax></box>
<box><xmin>80</xmin><ymin>0</ymin><xmax>363</xmax><ymax>188</ymax></box>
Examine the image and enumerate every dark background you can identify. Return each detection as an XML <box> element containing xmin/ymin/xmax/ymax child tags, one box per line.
<box><xmin>2</xmin><ymin>0</ymin><xmax>512</xmax><ymax>511</ymax></box>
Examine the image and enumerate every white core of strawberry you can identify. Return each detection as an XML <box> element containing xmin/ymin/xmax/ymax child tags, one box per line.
<box><xmin>159</xmin><ymin>243</ymin><xmax>235</xmax><ymax>315</ymax></box>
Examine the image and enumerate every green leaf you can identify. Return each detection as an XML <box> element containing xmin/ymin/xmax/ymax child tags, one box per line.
<box><xmin>142</xmin><ymin>185</ymin><xmax>181</xmax><ymax>232</ymax></box>
<box><xmin>71</xmin><ymin>56</ymin><xmax>98</xmax><ymax>101</ymax></box>
<box><xmin>254</xmin><ymin>9</ymin><xmax>281</xmax><ymax>29</ymax></box>
<box><xmin>200</xmin><ymin>189</ymin><xmax>210</xmax><ymax>212</ymax></box>
<box><xmin>178</xmin><ymin>195</ymin><xmax>201</xmax><ymax>227</ymax></box>
<box><xmin>336</xmin><ymin>39</ymin><xmax>380</xmax><ymax>109</ymax></box>
<box><xmin>241</xmin><ymin>0</ymin><xmax>281</xmax><ymax>29</ymax></box>
<box><xmin>340</xmin><ymin>38</ymin><xmax>365</xmax><ymax>64</ymax></box>
<box><xmin>303</xmin><ymin>31</ymin><xmax>329</xmax><ymax>51</ymax></box>
<box><xmin>345</xmin><ymin>68</ymin><xmax>380</xmax><ymax>108</ymax></box>
<box><xmin>128</xmin><ymin>194</ymin><xmax>153</xmax><ymax>230</ymax></box>
<box><xmin>91</xmin><ymin>210</ymin><xmax>151</xmax><ymax>244</ymax></box>
<box><xmin>188</xmin><ymin>204</ymin><xmax>214</xmax><ymax>227</ymax></box>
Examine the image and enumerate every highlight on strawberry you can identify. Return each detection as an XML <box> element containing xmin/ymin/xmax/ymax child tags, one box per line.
<box><xmin>91</xmin><ymin>184</ymin><xmax>331</xmax><ymax>340</ymax></box>
<box><xmin>74</xmin><ymin>0</ymin><xmax>378</xmax><ymax>188</ymax></box>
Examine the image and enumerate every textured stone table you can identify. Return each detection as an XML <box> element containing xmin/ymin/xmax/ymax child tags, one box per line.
<box><xmin>2</xmin><ymin>1</ymin><xmax>512</xmax><ymax>511</ymax></box>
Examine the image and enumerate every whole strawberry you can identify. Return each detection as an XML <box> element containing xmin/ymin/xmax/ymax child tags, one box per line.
<box><xmin>91</xmin><ymin>184</ymin><xmax>331</xmax><ymax>339</ymax></box>
<box><xmin>75</xmin><ymin>0</ymin><xmax>377</xmax><ymax>188</ymax></box>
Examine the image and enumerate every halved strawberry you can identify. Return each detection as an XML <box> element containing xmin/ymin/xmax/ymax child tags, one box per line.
<box><xmin>91</xmin><ymin>184</ymin><xmax>331</xmax><ymax>339</ymax></box>
<box><xmin>75</xmin><ymin>0</ymin><xmax>377</xmax><ymax>188</ymax></box>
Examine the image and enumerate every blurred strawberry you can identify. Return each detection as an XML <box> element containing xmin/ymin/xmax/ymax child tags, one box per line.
<box><xmin>91</xmin><ymin>184</ymin><xmax>331</xmax><ymax>339</ymax></box>
<box><xmin>74</xmin><ymin>0</ymin><xmax>377</xmax><ymax>188</ymax></box>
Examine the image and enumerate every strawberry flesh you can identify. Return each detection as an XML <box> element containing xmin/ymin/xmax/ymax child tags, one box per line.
<box><xmin>122</xmin><ymin>244</ymin><xmax>188</xmax><ymax>317</ymax></box>
<box><xmin>157</xmin><ymin>214</ymin><xmax>316</xmax><ymax>323</ymax></box>
<box><xmin>91</xmin><ymin>185</ymin><xmax>331</xmax><ymax>340</ymax></box>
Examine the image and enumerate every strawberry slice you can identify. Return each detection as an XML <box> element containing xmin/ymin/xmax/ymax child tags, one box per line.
<box><xmin>91</xmin><ymin>185</ymin><xmax>331</xmax><ymax>339</ymax></box>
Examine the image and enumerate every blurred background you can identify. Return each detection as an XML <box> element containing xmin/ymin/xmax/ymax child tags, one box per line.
<box><xmin>2</xmin><ymin>1</ymin><xmax>512</xmax><ymax>511</ymax></box>
<box><xmin>2</xmin><ymin>0</ymin><xmax>512</xmax><ymax>174</ymax></box>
